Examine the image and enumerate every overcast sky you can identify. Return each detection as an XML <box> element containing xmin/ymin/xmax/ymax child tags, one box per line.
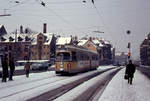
<box><xmin>0</xmin><ymin>0</ymin><xmax>150</xmax><ymax>60</ymax></box>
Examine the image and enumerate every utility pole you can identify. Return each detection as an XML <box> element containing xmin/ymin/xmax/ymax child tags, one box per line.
<box><xmin>127</xmin><ymin>30</ymin><xmax>131</xmax><ymax>60</ymax></box>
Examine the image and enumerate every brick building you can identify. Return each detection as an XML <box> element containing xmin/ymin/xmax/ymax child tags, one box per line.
<box><xmin>140</xmin><ymin>33</ymin><xmax>150</xmax><ymax>66</ymax></box>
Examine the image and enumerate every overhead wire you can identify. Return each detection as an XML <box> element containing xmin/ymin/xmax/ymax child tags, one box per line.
<box><xmin>35</xmin><ymin>0</ymin><xmax>88</xmax><ymax>34</ymax></box>
<box><xmin>90</xmin><ymin>0</ymin><xmax>111</xmax><ymax>35</ymax></box>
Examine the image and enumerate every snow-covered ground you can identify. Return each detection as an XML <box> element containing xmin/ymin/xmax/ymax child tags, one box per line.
<box><xmin>98</xmin><ymin>65</ymin><xmax>118</xmax><ymax>70</ymax></box>
<box><xmin>0</xmin><ymin>66</ymin><xmax>24</xmax><ymax>71</ymax></box>
<box><xmin>54</xmin><ymin>68</ymin><xmax>118</xmax><ymax>101</ymax></box>
<box><xmin>0</xmin><ymin>65</ymin><xmax>116</xmax><ymax>101</ymax></box>
<box><xmin>98</xmin><ymin>68</ymin><xmax>150</xmax><ymax>101</ymax></box>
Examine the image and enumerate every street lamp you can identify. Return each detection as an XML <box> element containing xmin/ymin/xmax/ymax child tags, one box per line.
<box><xmin>127</xmin><ymin>30</ymin><xmax>131</xmax><ymax>59</ymax></box>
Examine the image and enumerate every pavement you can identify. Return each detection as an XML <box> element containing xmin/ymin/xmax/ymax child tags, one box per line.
<box><xmin>0</xmin><ymin>65</ymin><xmax>55</xmax><ymax>78</ymax></box>
<box><xmin>98</xmin><ymin>68</ymin><xmax>150</xmax><ymax>101</ymax></box>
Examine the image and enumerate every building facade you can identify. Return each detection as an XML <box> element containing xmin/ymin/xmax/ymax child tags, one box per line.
<box><xmin>30</xmin><ymin>33</ymin><xmax>56</xmax><ymax>60</ymax></box>
<box><xmin>140</xmin><ymin>33</ymin><xmax>150</xmax><ymax>66</ymax></box>
<box><xmin>0</xmin><ymin>33</ymin><xmax>56</xmax><ymax>61</ymax></box>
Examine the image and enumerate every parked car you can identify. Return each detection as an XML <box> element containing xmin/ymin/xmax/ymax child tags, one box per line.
<box><xmin>31</xmin><ymin>62</ymin><xmax>49</xmax><ymax>70</ymax></box>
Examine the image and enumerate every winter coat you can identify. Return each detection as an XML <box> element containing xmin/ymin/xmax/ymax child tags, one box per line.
<box><xmin>1</xmin><ymin>58</ymin><xmax>9</xmax><ymax>77</ymax></box>
<box><xmin>24</xmin><ymin>62</ymin><xmax>30</xmax><ymax>70</ymax></box>
<box><xmin>125</xmin><ymin>63</ymin><xmax>136</xmax><ymax>78</ymax></box>
<box><xmin>9</xmin><ymin>60</ymin><xmax>15</xmax><ymax>71</ymax></box>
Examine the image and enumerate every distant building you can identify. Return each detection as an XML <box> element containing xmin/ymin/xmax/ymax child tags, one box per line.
<box><xmin>30</xmin><ymin>33</ymin><xmax>56</xmax><ymax>60</ymax></box>
<box><xmin>115</xmin><ymin>52</ymin><xmax>128</xmax><ymax>65</ymax></box>
<box><xmin>77</xmin><ymin>37</ymin><xmax>113</xmax><ymax>65</ymax></box>
<box><xmin>140</xmin><ymin>33</ymin><xmax>150</xmax><ymax>66</ymax></box>
<box><xmin>0</xmin><ymin>33</ymin><xmax>56</xmax><ymax>61</ymax></box>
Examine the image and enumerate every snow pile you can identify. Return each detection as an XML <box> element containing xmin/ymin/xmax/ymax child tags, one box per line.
<box><xmin>98</xmin><ymin>65</ymin><xmax>117</xmax><ymax>70</ymax></box>
<box><xmin>98</xmin><ymin>68</ymin><xmax>150</xmax><ymax>101</ymax></box>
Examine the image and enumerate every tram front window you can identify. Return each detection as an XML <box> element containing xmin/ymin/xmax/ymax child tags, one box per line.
<box><xmin>56</xmin><ymin>52</ymin><xmax>70</xmax><ymax>61</ymax></box>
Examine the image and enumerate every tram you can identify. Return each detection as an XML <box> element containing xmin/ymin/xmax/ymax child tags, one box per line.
<box><xmin>55</xmin><ymin>45</ymin><xmax>99</xmax><ymax>74</ymax></box>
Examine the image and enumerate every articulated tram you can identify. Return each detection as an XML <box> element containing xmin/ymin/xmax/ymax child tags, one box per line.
<box><xmin>55</xmin><ymin>45</ymin><xmax>99</xmax><ymax>74</ymax></box>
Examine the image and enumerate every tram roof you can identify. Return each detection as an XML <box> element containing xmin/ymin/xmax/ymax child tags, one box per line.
<box><xmin>57</xmin><ymin>45</ymin><xmax>98</xmax><ymax>54</ymax></box>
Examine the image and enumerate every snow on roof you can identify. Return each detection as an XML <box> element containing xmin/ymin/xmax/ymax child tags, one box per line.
<box><xmin>43</xmin><ymin>33</ymin><xmax>53</xmax><ymax>45</ymax></box>
<box><xmin>77</xmin><ymin>39</ymin><xmax>88</xmax><ymax>46</ymax></box>
<box><xmin>92</xmin><ymin>39</ymin><xmax>100</xmax><ymax>44</ymax></box>
<box><xmin>56</xmin><ymin>37</ymin><xmax>72</xmax><ymax>45</ymax></box>
<box><xmin>92</xmin><ymin>39</ymin><xmax>104</xmax><ymax>47</ymax></box>
<box><xmin>104</xmin><ymin>40</ymin><xmax>110</xmax><ymax>44</ymax></box>
<box><xmin>1</xmin><ymin>33</ymin><xmax>38</xmax><ymax>43</ymax></box>
<box><xmin>0</xmin><ymin>24</ymin><xmax>2</xmax><ymax>28</ymax></box>
<box><xmin>99</xmin><ymin>42</ymin><xmax>104</xmax><ymax>47</ymax></box>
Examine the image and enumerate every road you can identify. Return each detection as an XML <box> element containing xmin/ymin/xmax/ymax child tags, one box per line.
<box><xmin>0</xmin><ymin>65</ymin><xmax>119</xmax><ymax>101</ymax></box>
<box><xmin>1</xmin><ymin>65</ymin><xmax>149</xmax><ymax>101</ymax></box>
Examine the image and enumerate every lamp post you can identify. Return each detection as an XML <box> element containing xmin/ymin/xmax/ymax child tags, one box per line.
<box><xmin>127</xmin><ymin>30</ymin><xmax>131</xmax><ymax>60</ymax></box>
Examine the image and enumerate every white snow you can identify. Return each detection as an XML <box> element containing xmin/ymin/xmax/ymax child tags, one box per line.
<box><xmin>56</xmin><ymin>37</ymin><xmax>72</xmax><ymax>45</ymax></box>
<box><xmin>98</xmin><ymin>65</ymin><xmax>117</xmax><ymax>70</ymax></box>
<box><xmin>54</xmin><ymin>68</ymin><xmax>118</xmax><ymax>101</ymax></box>
<box><xmin>98</xmin><ymin>68</ymin><xmax>150</xmax><ymax>101</ymax></box>
<box><xmin>0</xmin><ymin>66</ymin><xmax>115</xmax><ymax>101</ymax></box>
<box><xmin>2</xmin><ymin>65</ymin><xmax>149</xmax><ymax>101</ymax></box>
<box><xmin>0</xmin><ymin>66</ymin><xmax>24</xmax><ymax>71</ymax></box>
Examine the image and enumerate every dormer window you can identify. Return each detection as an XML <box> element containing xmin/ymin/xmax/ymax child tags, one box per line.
<box><xmin>25</xmin><ymin>36</ymin><xmax>30</xmax><ymax>41</ymax></box>
<box><xmin>18</xmin><ymin>36</ymin><xmax>23</xmax><ymax>41</ymax></box>
<box><xmin>1</xmin><ymin>37</ymin><xmax>6</xmax><ymax>41</ymax></box>
<box><xmin>9</xmin><ymin>37</ymin><xmax>14</xmax><ymax>42</ymax></box>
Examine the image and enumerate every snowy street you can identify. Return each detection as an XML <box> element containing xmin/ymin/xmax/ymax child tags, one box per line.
<box><xmin>0</xmin><ymin>65</ymin><xmax>149</xmax><ymax>101</ymax></box>
<box><xmin>0</xmin><ymin>65</ymin><xmax>117</xmax><ymax>101</ymax></box>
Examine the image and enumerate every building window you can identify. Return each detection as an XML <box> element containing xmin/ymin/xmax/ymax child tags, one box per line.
<box><xmin>87</xmin><ymin>44</ymin><xmax>90</xmax><ymax>47</ymax></box>
<box><xmin>24</xmin><ymin>45</ymin><xmax>29</xmax><ymax>52</ymax></box>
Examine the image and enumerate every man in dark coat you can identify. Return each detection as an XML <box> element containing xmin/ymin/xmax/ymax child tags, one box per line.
<box><xmin>9</xmin><ymin>57</ymin><xmax>15</xmax><ymax>80</ymax></box>
<box><xmin>125</xmin><ymin>60</ymin><xmax>136</xmax><ymax>85</ymax></box>
<box><xmin>1</xmin><ymin>54</ymin><xmax>9</xmax><ymax>82</ymax></box>
<box><xmin>24</xmin><ymin>61</ymin><xmax>30</xmax><ymax>78</ymax></box>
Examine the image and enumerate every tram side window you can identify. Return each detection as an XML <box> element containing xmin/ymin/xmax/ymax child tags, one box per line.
<box><xmin>72</xmin><ymin>52</ymin><xmax>77</xmax><ymax>61</ymax></box>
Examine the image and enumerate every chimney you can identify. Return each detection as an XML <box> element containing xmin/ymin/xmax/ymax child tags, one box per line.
<box><xmin>43</xmin><ymin>23</ymin><xmax>47</xmax><ymax>33</ymax></box>
<box><xmin>20</xmin><ymin>25</ymin><xmax>23</xmax><ymax>34</ymax></box>
<box><xmin>89</xmin><ymin>37</ymin><xmax>92</xmax><ymax>41</ymax></box>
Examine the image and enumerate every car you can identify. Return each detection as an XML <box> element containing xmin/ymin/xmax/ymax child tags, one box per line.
<box><xmin>31</xmin><ymin>62</ymin><xmax>49</xmax><ymax>70</ymax></box>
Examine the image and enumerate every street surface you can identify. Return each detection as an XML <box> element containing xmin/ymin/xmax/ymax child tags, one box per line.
<box><xmin>99</xmin><ymin>68</ymin><xmax>150</xmax><ymax>101</ymax></box>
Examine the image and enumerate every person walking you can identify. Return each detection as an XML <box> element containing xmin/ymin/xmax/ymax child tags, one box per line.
<box><xmin>125</xmin><ymin>60</ymin><xmax>136</xmax><ymax>85</ymax></box>
<box><xmin>24</xmin><ymin>61</ymin><xmax>30</xmax><ymax>77</ymax></box>
<box><xmin>1</xmin><ymin>54</ymin><xmax>9</xmax><ymax>82</ymax></box>
<box><xmin>9</xmin><ymin>56</ymin><xmax>15</xmax><ymax>81</ymax></box>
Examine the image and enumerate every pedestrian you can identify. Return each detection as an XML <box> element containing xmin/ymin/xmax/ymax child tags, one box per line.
<box><xmin>125</xmin><ymin>60</ymin><xmax>136</xmax><ymax>85</ymax></box>
<box><xmin>24</xmin><ymin>61</ymin><xmax>30</xmax><ymax>77</ymax></box>
<box><xmin>9</xmin><ymin>56</ymin><xmax>15</xmax><ymax>81</ymax></box>
<box><xmin>1</xmin><ymin>54</ymin><xmax>9</xmax><ymax>82</ymax></box>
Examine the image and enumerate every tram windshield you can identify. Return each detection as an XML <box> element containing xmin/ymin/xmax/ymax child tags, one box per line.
<box><xmin>56</xmin><ymin>52</ymin><xmax>70</xmax><ymax>61</ymax></box>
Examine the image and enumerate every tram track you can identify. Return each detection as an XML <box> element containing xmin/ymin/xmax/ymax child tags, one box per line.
<box><xmin>28</xmin><ymin>68</ymin><xmax>117</xmax><ymax>101</ymax></box>
<box><xmin>0</xmin><ymin>76</ymin><xmax>68</xmax><ymax>100</ymax></box>
<box><xmin>54</xmin><ymin>67</ymin><xmax>122</xmax><ymax>101</ymax></box>
<box><xmin>0</xmin><ymin>74</ymin><xmax>57</xmax><ymax>90</ymax></box>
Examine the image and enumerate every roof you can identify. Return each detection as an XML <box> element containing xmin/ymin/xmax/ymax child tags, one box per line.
<box><xmin>43</xmin><ymin>33</ymin><xmax>53</xmax><ymax>45</ymax></box>
<box><xmin>56</xmin><ymin>37</ymin><xmax>72</xmax><ymax>45</ymax></box>
<box><xmin>0</xmin><ymin>24</ymin><xmax>2</xmax><ymax>28</ymax></box>
<box><xmin>77</xmin><ymin>39</ymin><xmax>88</xmax><ymax>46</ymax></box>
<box><xmin>0</xmin><ymin>24</ymin><xmax>7</xmax><ymax>35</ymax></box>
<box><xmin>0</xmin><ymin>33</ymin><xmax>38</xmax><ymax>43</ymax></box>
<box><xmin>92</xmin><ymin>39</ymin><xmax>104</xmax><ymax>47</ymax></box>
